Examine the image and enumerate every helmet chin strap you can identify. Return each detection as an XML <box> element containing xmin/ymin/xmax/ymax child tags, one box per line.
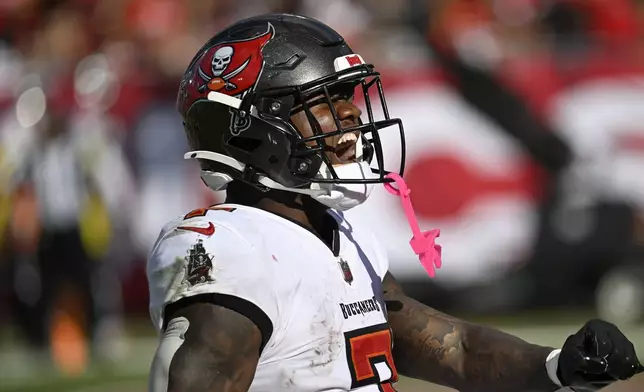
<box><xmin>184</xmin><ymin>150</ymin><xmax>327</xmax><ymax>195</ymax></box>
<box><xmin>184</xmin><ymin>150</ymin><xmax>375</xmax><ymax>210</ymax></box>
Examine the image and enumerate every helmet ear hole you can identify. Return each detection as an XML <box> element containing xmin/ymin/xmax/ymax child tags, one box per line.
<box><xmin>227</xmin><ymin>136</ymin><xmax>262</xmax><ymax>152</ymax></box>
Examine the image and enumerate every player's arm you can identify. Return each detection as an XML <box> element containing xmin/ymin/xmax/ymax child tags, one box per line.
<box><xmin>150</xmin><ymin>296</ymin><xmax>261</xmax><ymax>392</ymax></box>
<box><xmin>384</xmin><ymin>273</ymin><xmax>559</xmax><ymax>392</ymax></box>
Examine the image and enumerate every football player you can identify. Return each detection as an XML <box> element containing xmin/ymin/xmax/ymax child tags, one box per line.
<box><xmin>147</xmin><ymin>13</ymin><xmax>642</xmax><ymax>392</ymax></box>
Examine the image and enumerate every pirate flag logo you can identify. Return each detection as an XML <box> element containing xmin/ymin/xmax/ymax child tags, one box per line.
<box><xmin>196</xmin><ymin>23</ymin><xmax>274</xmax><ymax>98</ymax></box>
<box><xmin>183</xmin><ymin>239</ymin><xmax>214</xmax><ymax>286</ymax></box>
<box><xmin>177</xmin><ymin>23</ymin><xmax>275</xmax><ymax>136</ymax></box>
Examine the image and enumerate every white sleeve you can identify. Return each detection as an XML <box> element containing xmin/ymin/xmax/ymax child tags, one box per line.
<box><xmin>146</xmin><ymin>219</ymin><xmax>277</xmax><ymax>348</ymax></box>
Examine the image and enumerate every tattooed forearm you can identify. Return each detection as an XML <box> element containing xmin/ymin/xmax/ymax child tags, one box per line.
<box><xmin>165</xmin><ymin>299</ymin><xmax>261</xmax><ymax>392</ymax></box>
<box><xmin>384</xmin><ymin>273</ymin><xmax>559</xmax><ymax>392</ymax></box>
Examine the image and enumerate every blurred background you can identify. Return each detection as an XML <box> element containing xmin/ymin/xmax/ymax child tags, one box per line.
<box><xmin>0</xmin><ymin>0</ymin><xmax>643</xmax><ymax>391</ymax></box>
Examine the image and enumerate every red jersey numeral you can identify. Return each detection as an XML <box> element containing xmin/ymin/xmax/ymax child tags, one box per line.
<box><xmin>344</xmin><ymin>323</ymin><xmax>398</xmax><ymax>391</ymax></box>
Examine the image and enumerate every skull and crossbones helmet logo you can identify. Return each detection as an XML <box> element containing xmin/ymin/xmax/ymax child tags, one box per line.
<box><xmin>191</xmin><ymin>24</ymin><xmax>274</xmax><ymax>99</ymax></box>
<box><xmin>211</xmin><ymin>46</ymin><xmax>233</xmax><ymax>76</ymax></box>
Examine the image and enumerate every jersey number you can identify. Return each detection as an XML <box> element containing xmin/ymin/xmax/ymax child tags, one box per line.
<box><xmin>344</xmin><ymin>323</ymin><xmax>398</xmax><ymax>392</ymax></box>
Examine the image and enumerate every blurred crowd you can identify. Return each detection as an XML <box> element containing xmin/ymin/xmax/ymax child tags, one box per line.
<box><xmin>1</xmin><ymin>0</ymin><xmax>644</xmax><ymax>378</ymax></box>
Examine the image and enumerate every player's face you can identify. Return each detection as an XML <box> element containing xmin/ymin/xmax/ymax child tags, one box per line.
<box><xmin>290</xmin><ymin>96</ymin><xmax>362</xmax><ymax>165</ymax></box>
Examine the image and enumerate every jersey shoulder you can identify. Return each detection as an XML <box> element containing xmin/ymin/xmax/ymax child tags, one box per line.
<box><xmin>146</xmin><ymin>205</ymin><xmax>280</xmax><ymax>333</ymax></box>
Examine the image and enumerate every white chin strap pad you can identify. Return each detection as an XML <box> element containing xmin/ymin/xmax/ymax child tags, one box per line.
<box><xmin>310</xmin><ymin>161</ymin><xmax>375</xmax><ymax>211</ymax></box>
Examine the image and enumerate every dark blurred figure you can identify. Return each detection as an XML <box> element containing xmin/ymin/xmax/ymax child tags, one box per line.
<box><xmin>8</xmin><ymin>105</ymin><xmax>97</xmax><ymax>375</ymax></box>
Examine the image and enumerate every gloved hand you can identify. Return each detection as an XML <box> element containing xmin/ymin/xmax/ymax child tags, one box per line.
<box><xmin>556</xmin><ymin>319</ymin><xmax>643</xmax><ymax>391</ymax></box>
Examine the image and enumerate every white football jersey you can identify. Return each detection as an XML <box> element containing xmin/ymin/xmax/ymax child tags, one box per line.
<box><xmin>147</xmin><ymin>204</ymin><xmax>399</xmax><ymax>392</ymax></box>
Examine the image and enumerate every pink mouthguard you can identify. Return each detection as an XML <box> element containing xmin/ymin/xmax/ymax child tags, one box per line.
<box><xmin>383</xmin><ymin>173</ymin><xmax>442</xmax><ymax>278</ymax></box>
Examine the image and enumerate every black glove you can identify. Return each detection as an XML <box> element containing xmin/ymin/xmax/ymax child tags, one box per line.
<box><xmin>557</xmin><ymin>319</ymin><xmax>643</xmax><ymax>391</ymax></box>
